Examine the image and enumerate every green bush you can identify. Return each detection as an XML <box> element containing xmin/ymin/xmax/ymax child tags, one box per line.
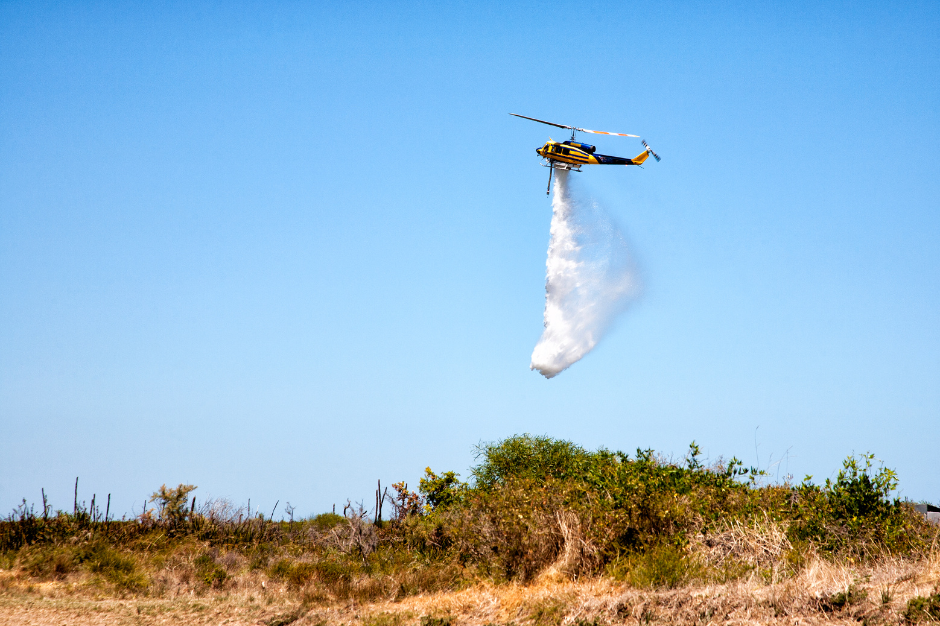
<box><xmin>269</xmin><ymin>557</ymin><xmax>354</xmax><ymax>594</ymax></box>
<box><xmin>609</xmin><ymin>543</ymin><xmax>701</xmax><ymax>589</ymax></box>
<box><xmin>470</xmin><ymin>435</ymin><xmax>596</xmax><ymax>489</ymax></box>
<box><xmin>905</xmin><ymin>593</ymin><xmax>940</xmax><ymax>623</ymax></box>
<box><xmin>455</xmin><ymin>476</ymin><xmax>567</xmax><ymax>581</ymax></box>
<box><xmin>150</xmin><ymin>484</ymin><xmax>197</xmax><ymax>526</ymax></box>
<box><xmin>77</xmin><ymin>544</ymin><xmax>147</xmax><ymax>590</ymax></box>
<box><xmin>419</xmin><ymin>469</ymin><xmax>465</xmax><ymax>510</ymax></box>
<box><xmin>825</xmin><ymin>585</ymin><xmax>868</xmax><ymax>611</ymax></box>
<box><xmin>786</xmin><ymin>454</ymin><xmax>920</xmax><ymax>556</ymax></box>
<box><xmin>21</xmin><ymin>543</ymin><xmax>144</xmax><ymax>588</ymax></box>
<box><xmin>419</xmin><ymin>436</ymin><xmax>754</xmax><ymax>581</ymax></box>
<box><xmin>268</xmin><ymin>558</ymin><xmax>293</xmax><ymax>579</ymax></box>
<box><xmin>194</xmin><ymin>553</ymin><xmax>228</xmax><ymax>588</ymax></box>
<box><xmin>393</xmin><ymin>436</ymin><xmax>930</xmax><ymax>585</ymax></box>
<box><xmin>309</xmin><ymin>513</ymin><xmax>345</xmax><ymax>531</ymax></box>
<box><xmin>288</xmin><ymin>563</ymin><xmax>317</xmax><ymax>587</ymax></box>
<box><xmin>313</xmin><ymin>560</ymin><xmax>353</xmax><ymax>586</ymax></box>
<box><xmin>23</xmin><ymin>546</ymin><xmax>74</xmax><ymax>580</ymax></box>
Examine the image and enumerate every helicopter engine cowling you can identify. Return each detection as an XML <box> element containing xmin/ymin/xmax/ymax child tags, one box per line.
<box><xmin>562</xmin><ymin>141</ymin><xmax>595</xmax><ymax>153</ymax></box>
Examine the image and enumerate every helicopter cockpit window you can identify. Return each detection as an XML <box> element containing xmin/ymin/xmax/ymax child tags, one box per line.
<box><xmin>562</xmin><ymin>148</ymin><xmax>570</xmax><ymax>155</ymax></box>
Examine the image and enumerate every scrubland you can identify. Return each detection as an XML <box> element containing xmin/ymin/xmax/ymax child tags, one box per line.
<box><xmin>1</xmin><ymin>435</ymin><xmax>938</xmax><ymax>625</ymax></box>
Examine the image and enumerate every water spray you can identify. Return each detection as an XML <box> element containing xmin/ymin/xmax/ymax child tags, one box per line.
<box><xmin>530</xmin><ymin>171</ymin><xmax>640</xmax><ymax>378</ymax></box>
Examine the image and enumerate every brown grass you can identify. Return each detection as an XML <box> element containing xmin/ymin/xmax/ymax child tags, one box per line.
<box><xmin>2</xmin><ymin>552</ymin><xmax>938</xmax><ymax>625</ymax></box>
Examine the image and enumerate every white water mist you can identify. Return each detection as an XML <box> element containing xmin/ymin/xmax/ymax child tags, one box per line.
<box><xmin>530</xmin><ymin>170</ymin><xmax>640</xmax><ymax>378</ymax></box>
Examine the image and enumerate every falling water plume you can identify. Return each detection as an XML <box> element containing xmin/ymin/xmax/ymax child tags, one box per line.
<box><xmin>530</xmin><ymin>170</ymin><xmax>640</xmax><ymax>378</ymax></box>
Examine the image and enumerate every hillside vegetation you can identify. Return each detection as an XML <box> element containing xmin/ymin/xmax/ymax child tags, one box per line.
<box><xmin>1</xmin><ymin>435</ymin><xmax>938</xmax><ymax>625</ymax></box>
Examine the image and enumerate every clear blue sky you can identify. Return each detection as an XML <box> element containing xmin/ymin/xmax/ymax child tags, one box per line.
<box><xmin>2</xmin><ymin>1</ymin><xmax>938</xmax><ymax>517</ymax></box>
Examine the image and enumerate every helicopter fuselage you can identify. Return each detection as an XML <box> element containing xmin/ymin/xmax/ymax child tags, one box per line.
<box><xmin>536</xmin><ymin>140</ymin><xmax>650</xmax><ymax>168</ymax></box>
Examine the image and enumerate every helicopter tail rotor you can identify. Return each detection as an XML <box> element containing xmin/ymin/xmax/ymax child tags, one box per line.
<box><xmin>642</xmin><ymin>140</ymin><xmax>661</xmax><ymax>162</ymax></box>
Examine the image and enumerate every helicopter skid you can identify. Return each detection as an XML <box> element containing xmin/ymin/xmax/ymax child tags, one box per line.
<box><xmin>540</xmin><ymin>159</ymin><xmax>581</xmax><ymax>172</ymax></box>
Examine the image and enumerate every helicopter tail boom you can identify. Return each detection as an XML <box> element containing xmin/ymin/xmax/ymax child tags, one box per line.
<box><xmin>630</xmin><ymin>150</ymin><xmax>650</xmax><ymax>165</ymax></box>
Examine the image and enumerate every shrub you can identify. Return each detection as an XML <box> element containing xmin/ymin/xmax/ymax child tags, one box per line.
<box><xmin>313</xmin><ymin>560</ymin><xmax>353</xmax><ymax>586</ymax></box>
<box><xmin>309</xmin><ymin>559</ymin><xmax>356</xmax><ymax>598</ymax></box>
<box><xmin>609</xmin><ymin>543</ymin><xmax>701</xmax><ymax>589</ymax></box>
<box><xmin>269</xmin><ymin>557</ymin><xmax>354</xmax><ymax>594</ymax></box>
<box><xmin>247</xmin><ymin>546</ymin><xmax>273</xmax><ymax>570</ymax></box>
<box><xmin>825</xmin><ymin>585</ymin><xmax>868</xmax><ymax>611</ymax></box>
<box><xmin>309</xmin><ymin>513</ymin><xmax>345</xmax><ymax>531</ymax></box>
<box><xmin>419</xmin><ymin>469</ymin><xmax>465</xmax><ymax>510</ymax></box>
<box><xmin>429</xmin><ymin>437</ymin><xmax>756</xmax><ymax>581</ymax></box>
<box><xmin>79</xmin><ymin>544</ymin><xmax>147</xmax><ymax>590</ymax></box>
<box><xmin>194</xmin><ymin>553</ymin><xmax>228</xmax><ymax>588</ymax></box>
<box><xmin>23</xmin><ymin>547</ymin><xmax>74</xmax><ymax>580</ymax></box>
<box><xmin>150</xmin><ymin>484</ymin><xmax>197</xmax><ymax>526</ymax></box>
<box><xmin>470</xmin><ymin>434</ymin><xmax>595</xmax><ymax>489</ymax></box>
<box><xmin>288</xmin><ymin>563</ymin><xmax>317</xmax><ymax>587</ymax></box>
<box><xmin>455</xmin><ymin>477</ymin><xmax>567</xmax><ymax>581</ymax></box>
<box><xmin>786</xmin><ymin>454</ymin><xmax>921</xmax><ymax>556</ymax></box>
<box><xmin>268</xmin><ymin>558</ymin><xmax>294</xmax><ymax>580</ymax></box>
<box><xmin>389</xmin><ymin>483</ymin><xmax>424</xmax><ymax>520</ymax></box>
<box><xmin>828</xmin><ymin>454</ymin><xmax>898</xmax><ymax>521</ymax></box>
<box><xmin>905</xmin><ymin>593</ymin><xmax>940</xmax><ymax>623</ymax></box>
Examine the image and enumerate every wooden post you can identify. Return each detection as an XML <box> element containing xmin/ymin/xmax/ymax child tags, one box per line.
<box><xmin>74</xmin><ymin>477</ymin><xmax>79</xmax><ymax>516</ymax></box>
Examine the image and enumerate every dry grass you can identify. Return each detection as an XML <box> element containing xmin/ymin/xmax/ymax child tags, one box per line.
<box><xmin>695</xmin><ymin>514</ymin><xmax>792</xmax><ymax>570</ymax></box>
<box><xmin>2</xmin><ymin>553</ymin><xmax>938</xmax><ymax>625</ymax></box>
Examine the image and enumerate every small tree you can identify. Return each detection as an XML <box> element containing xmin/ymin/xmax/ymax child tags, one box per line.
<box><xmin>419</xmin><ymin>467</ymin><xmax>465</xmax><ymax>510</ymax></box>
<box><xmin>388</xmin><ymin>482</ymin><xmax>424</xmax><ymax>520</ymax></box>
<box><xmin>825</xmin><ymin>453</ymin><xmax>899</xmax><ymax>528</ymax></box>
<box><xmin>150</xmin><ymin>484</ymin><xmax>197</xmax><ymax>525</ymax></box>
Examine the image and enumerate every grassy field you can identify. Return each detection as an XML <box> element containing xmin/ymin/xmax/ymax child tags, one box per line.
<box><xmin>2</xmin><ymin>435</ymin><xmax>938</xmax><ymax>625</ymax></box>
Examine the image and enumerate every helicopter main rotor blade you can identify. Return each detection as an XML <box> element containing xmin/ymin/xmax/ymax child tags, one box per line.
<box><xmin>509</xmin><ymin>113</ymin><xmax>573</xmax><ymax>130</ymax></box>
<box><xmin>511</xmin><ymin>113</ymin><xmax>639</xmax><ymax>138</ymax></box>
<box><xmin>578</xmin><ymin>127</ymin><xmax>639</xmax><ymax>138</ymax></box>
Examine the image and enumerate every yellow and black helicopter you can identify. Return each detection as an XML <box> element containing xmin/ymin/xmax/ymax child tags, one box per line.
<box><xmin>510</xmin><ymin>113</ymin><xmax>660</xmax><ymax>194</ymax></box>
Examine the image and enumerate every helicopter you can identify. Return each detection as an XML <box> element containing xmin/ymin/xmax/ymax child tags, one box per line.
<box><xmin>510</xmin><ymin>113</ymin><xmax>660</xmax><ymax>194</ymax></box>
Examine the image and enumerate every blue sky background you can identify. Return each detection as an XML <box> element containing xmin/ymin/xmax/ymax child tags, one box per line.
<box><xmin>2</xmin><ymin>1</ymin><xmax>938</xmax><ymax>517</ymax></box>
